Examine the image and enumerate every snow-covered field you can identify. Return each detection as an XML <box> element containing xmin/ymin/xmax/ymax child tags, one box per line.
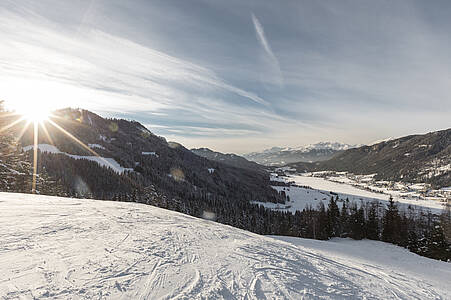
<box><xmin>260</xmin><ymin>174</ymin><xmax>447</xmax><ymax>214</ymax></box>
<box><xmin>1</xmin><ymin>192</ymin><xmax>450</xmax><ymax>299</ymax></box>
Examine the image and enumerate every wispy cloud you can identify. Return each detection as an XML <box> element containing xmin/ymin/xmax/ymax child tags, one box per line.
<box><xmin>251</xmin><ymin>13</ymin><xmax>283</xmax><ymax>87</ymax></box>
<box><xmin>252</xmin><ymin>13</ymin><xmax>276</xmax><ymax>62</ymax></box>
<box><xmin>1</xmin><ymin>1</ymin><xmax>450</xmax><ymax>153</ymax></box>
<box><xmin>0</xmin><ymin>4</ymin><xmax>282</xmax><ymax>142</ymax></box>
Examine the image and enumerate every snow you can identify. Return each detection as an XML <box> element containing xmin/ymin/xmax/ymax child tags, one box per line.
<box><xmin>257</xmin><ymin>174</ymin><xmax>446</xmax><ymax>213</ymax></box>
<box><xmin>23</xmin><ymin>144</ymin><xmax>133</xmax><ymax>174</ymax></box>
<box><xmin>88</xmin><ymin>144</ymin><xmax>106</xmax><ymax>150</ymax></box>
<box><xmin>275</xmin><ymin>166</ymin><xmax>296</xmax><ymax>172</ymax></box>
<box><xmin>369</xmin><ymin>137</ymin><xmax>393</xmax><ymax>145</ymax></box>
<box><xmin>292</xmin><ymin>141</ymin><xmax>355</xmax><ymax>152</ymax></box>
<box><xmin>249</xmin><ymin>142</ymin><xmax>357</xmax><ymax>156</ymax></box>
<box><xmin>255</xmin><ymin>186</ymin><xmax>336</xmax><ymax>212</ymax></box>
<box><xmin>1</xmin><ymin>192</ymin><xmax>450</xmax><ymax>299</ymax></box>
<box><xmin>142</xmin><ymin>152</ymin><xmax>158</xmax><ymax>156</ymax></box>
<box><xmin>292</xmin><ymin>175</ymin><xmax>445</xmax><ymax>211</ymax></box>
<box><xmin>23</xmin><ymin>144</ymin><xmax>60</xmax><ymax>154</ymax></box>
<box><xmin>87</xmin><ymin>115</ymin><xmax>93</xmax><ymax>126</ymax></box>
<box><xmin>68</xmin><ymin>156</ymin><xmax>133</xmax><ymax>174</ymax></box>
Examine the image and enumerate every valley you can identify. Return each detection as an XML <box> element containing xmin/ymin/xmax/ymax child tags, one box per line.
<box><xmin>256</xmin><ymin>171</ymin><xmax>448</xmax><ymax>214</ymax></box>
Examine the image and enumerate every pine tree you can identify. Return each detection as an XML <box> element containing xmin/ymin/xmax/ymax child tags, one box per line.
<box><xmin>425</xmin><ymin>222</ymin><xmax>451</xmax><ymax>262</ymax></box>
<box><xmin>366</xmin><ymin>201</ymin><xmax>380</xmax><ymax>240</ymax></box>
<box><xmin>382</xmin><ymin>196</ymin><xmax>401</xmax><ymax>244</ymax></box>
<box><xmin>441</xmin><ymin>204</ymin><xmax>451</xmax><ymax>245</ymax></box>
<box><xmin>316</xmin><ymin>202</ymin><xmax>329</xmax><ymax>240</ymax></box>
<box><xmin>340</xmin><ymin>199</ymin><xmax>350</xmax><ymax>237</ymax></box>
<box><xmin>327</xmin><ymin>196</ymin><xmax>340</xmax><ymax>237</ymax></box>
<box><xmin>349</xmin><ymin>203</ymin><xmax>365</xmax><ymax>240</ymax></box>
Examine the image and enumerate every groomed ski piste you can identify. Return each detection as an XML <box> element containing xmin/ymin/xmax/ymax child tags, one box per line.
<box><xmin>1</xmin><ymin>193</ymin><xmax>450</xmax><ymax>299</ymax></box>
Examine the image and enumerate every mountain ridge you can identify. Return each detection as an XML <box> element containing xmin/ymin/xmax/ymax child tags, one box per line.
<box><xmin>191</xmin><ymin>147</ymin><xmax>266</xmax><ymax>173</ymax></box>
<box><xmin>287</xmin><ymin>128</ymin><xmax>451</xmax><ymax>188</ymax></box>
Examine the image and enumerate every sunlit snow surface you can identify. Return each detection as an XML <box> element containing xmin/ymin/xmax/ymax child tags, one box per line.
<box><xmin>1</xmin><ymin>193</ymin><xmax>450</xmax><ymax>299</ymax></box>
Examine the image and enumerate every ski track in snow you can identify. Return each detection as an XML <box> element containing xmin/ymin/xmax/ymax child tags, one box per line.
<box><xmin>0</xmin><ymin>193</ymin><xmax>450</xmax><ymax>299</ymax></box>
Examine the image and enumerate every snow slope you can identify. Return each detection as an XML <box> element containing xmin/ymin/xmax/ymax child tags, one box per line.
<box><xmin>1</xmin><ymin>193</ymin><xmax>450</xmax><ymax>299</ymax></box>
<box><xmin>22</xmin><ymin>144</ymin><xmax>133</xmax><ymax>174</ymax></box>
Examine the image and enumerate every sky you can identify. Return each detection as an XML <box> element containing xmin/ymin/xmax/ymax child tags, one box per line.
<box><xmin>1</xmin><ymin>0</ymin><xmax>450</xmax><ymax>153</ymax></box>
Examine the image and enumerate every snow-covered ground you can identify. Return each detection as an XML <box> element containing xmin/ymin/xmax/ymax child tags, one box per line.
<box><xmin>259</xmin><ymin>174</ymin><xmax>447</xmax><ymax>214</ymax></box>
<box><xmin>88</xmin><ymin>144</ymin><xmax>106</xmax><ymax>150</ymax></box>
<box><xmin>23</xmin><ymin>144</ymin><xmax>133</xmax><ymax>174</ymax></box>
<box><xmin>292</xmin><ymin>174</ymin><xmax>445</xmax><ymax>210</ymax></box>
<box><xmin>1</xmin><ymin>193</ymin><xmax>450</xmax><ymax>299</ymax></box>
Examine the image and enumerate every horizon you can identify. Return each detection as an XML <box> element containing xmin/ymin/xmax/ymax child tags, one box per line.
<box><xmin>1</xmin><ymin>1</ymin><xmax>451</xmax><ymax>153</ymax></box>
<box><xmin>4</xmin><ymin>104</ymin><xmax>448</xmax><ymax>155</ymax></box>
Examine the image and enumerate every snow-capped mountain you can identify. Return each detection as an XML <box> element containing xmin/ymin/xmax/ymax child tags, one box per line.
<box><xmin>289</xmin><ymin>141</ymin><xmax>358</xmax><ymax>152</ymax></box>
<box><xmin>244</xmin><ymin>142</ymin><xmax>358</xmax><ymax>166</ymax></box>
<box><xmin>1</xmin><ymin>192</ymin><xmax>450</xmax><ymax>299</ymax></box>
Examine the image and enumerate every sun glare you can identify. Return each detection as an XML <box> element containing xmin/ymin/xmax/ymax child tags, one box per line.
<box><xmin>11</xmin><ymin>101</ymin><xmax>53</xmax><ymax>123</ymax></box>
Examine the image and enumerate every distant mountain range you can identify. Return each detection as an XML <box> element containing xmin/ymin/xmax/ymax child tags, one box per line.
<box><xmin>243</xmin><ymin>142</ymin><xmax>359</xmax><ymax>166</ymax></box>
<box><xmin>288</xmin><ymin>129</ymin><xmax>451</xmax><ymax>188</ymax></box>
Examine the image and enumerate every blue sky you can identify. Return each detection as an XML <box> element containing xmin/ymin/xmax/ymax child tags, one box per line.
<box><xmin>1</xmin><ymin>0</ymin><xmax>450</xmax><ymax>153</ymax></box>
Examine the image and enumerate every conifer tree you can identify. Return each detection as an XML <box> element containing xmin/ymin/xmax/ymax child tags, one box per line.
<box><xmin>366</xmin><ymin>201</ymin><xmax>380</xmax><ymax>240</ymax></box>
<box><xmin>340</xmin><ymin>199</ymin><xmax>350</xmax><ymax>237</ymax></box>
<box><xmin>382</xmin><ymin>196</ymin><xmax>401</xmax><ymax>244</ymax></box>
<box><xmin>327</xmin><ymin>196</ymin><xmax>340</xmax><ymax>237</ymax></box>
<box><xmin>349</xmin><ymin>203</ymin><xmax>365</xmax><ymax>240</ymax></box>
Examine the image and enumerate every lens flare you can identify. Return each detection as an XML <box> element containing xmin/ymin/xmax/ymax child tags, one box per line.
<box><xmin>14</xmin><ymin>103</ymin><xmax>52</xmax><ymax>123</ymax></box>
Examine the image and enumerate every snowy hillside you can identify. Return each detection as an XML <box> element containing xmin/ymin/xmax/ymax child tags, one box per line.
<box><xmin>288</xmin><ymin>128</ymin><xmax>451</xmax><ymax>189</ymax></box>
<box><xmin>1</xmin><ymin>193</ymin><xmax>450</xmax><ymax>299</ymax></box>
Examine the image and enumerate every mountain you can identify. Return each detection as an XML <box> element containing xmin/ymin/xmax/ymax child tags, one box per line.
<box><xmin>288</xmin><ymin>128</ymin><xmax>451</xmax><ymax>188</ymax></box>
<box><xmin>2</xmin><ymin>109</ymin><xmax>449</xmax><ymax>262</ymax></box>
<box><xmin>191</xmin><ymin>148</ymin><xmax>266</xmax><ymax>173</ymax></box>
<box><xmin>2</xmin><ymin>193</ymin><xmax>450</xmax><ymax>299</ymax></box>
<box><xmin>1</xmin><ymin>108</ymin><xmax>288</xmax><ymax>225</ymax></box>
<box><xmin>244</xmin><ymin>142</ymin><xmax>357</xmax><ymax>166</ymax></box>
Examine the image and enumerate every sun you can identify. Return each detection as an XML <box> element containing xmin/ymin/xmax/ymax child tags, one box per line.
<box><xmin>19</xmin><ymin>106</ymin><xmax>51</xmax><ymax>123</ymax></box>
<box><xmin>11</xmin><ymin>101</ymin><xmax>54</xmax><ymax>123</ymax></box>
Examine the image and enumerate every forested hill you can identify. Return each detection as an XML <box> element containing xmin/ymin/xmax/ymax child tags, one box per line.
<box><xmin>11</xmin><ymin>108</ymin><xmax>285</xmax><ymax>209</ymax></box>
<box><xmin>288</xmin><ymin>128</ymin><xmax>451</xmax><ymax>188</ymax></box>
<box><xmin>191</xmin><ymin>147</ymin><xmax>266</xmax><ymax>173</ymax></box>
